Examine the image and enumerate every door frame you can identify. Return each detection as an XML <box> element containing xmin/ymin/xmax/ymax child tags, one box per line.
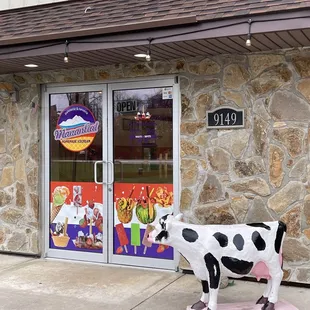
<box><xmin>41</xmin><ymin>77</ymin><xmax>181</xmax><ymax>271</ymax></box>
<box><xmin>42</xmin><ymin>84</ymin><xmax>109</xmax><ymax>263</ymax></box>
<box><xmin>107</xmin><ymin>78</ymin><xmax>180</xmax><ymax>270</ymax></box>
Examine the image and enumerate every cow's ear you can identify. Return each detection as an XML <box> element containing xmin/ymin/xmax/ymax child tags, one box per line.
<box><xmin>175</xmin><ymin>213</ymin><xmax>183</xmax><ymax>221</ymax></box>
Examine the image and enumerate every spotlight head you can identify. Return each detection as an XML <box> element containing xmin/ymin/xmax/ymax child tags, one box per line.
<box><xmin>64</xmin><ymin>54</ymin><xmax>69</xmax><ymax>63</ymax></box>
<box><xmin>246</xmin><ymin>39</ymin><xmax>251</xmax><ymax>47</ymax></box>
<box><xmin>145</xmin><ymin>54</ymin><xmax>151</xmax><ymax>62</ymax></box>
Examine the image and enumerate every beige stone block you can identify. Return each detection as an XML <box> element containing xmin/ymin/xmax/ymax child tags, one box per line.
<box><xmin>180</xmin><ymin>189</ymin><xmax>193</xmax><ymax>212</ymax></box>
<box><xmin>0</xmin><ymin>166</ymin><xmax>14</xmax><ymax>187</ymax></box>
<box><xmin>181</xmin><ymin>159</ymin><xmax>198</xmax><ymax>187</ymax></box>
<box><xmin>283</xmin><ymin>238</ymin><xmax>310</xmax><ymax>262</ymax></box>
<box><xmin>211</xmin><ymin>129</ymin><xmax>250</xmax><ymax>159</ymax></box>
<box><xmin>270</xmin><ymin>90</ymin><xmax>310</xmax><ymax>121</ymax></box>
<box><xmin>180</xmin><ymin>122</ymin><xmax>205</xmax><ymax>135</ymax></box>
<box><xmin>208</xmin><ymin>147</ymin><xmax>230</xmax><ymax>173</ymax></box>
<box><xmin>248</xmin><ymin>54</ymin><xmax>285</xmax><ymax>76</ymax></box>
<box><xmin>199</xmin><ymin>174</ymin><xmax>224</xmax><ymax>203</ymax></box>
<box><xmin>0</xmin><ymin>130</ymin><xmax>5</xmax><ymax>154</ymax></box>
<box><xmin>292</xmin><ymin>55</ymin><xmax>310</xmax><ymax>77</ymax></box>
<box><xmin>231</xmin><ymin>196</ymin><xmax>249</xmax><ymax>223</ymax></box>
<box><xmin>194</xmin><ymin>132</ymin><xmax>208</xmax><ymax>149</ymax></box>
<box><xmin>280</xmin><ymin>204</ymin><xmax>302</xmax><ymax>238</ymax></box>
<box><xmin>250</xmin><ymin>64</ymin><xmax>291</xmax><ymax>95</ymax></box>
<box><xmin>230</xmin><ymin>177</ymin><xmax>270</xmax><ymax>197</ymax></box>
<box><xmin>303</xmin><ymin>228</ymin><xmax>310</xmax><ymax>239</ymax></box>
<box><xmin>15</xmin><ymin>157</ymin><xmax>27</xmax><ymax>181</ymax></box>
<box><xmin>245</xmin><ymin>197</ymin><xmax>274</xmax><ymax>223</ymax></box>
<box><xmin>273</xmin><ymin>127</ymin><xmax>305</xmax><ymax>158</ymax></box>
<box><xmin>268</xmin><ymin>181</ymin><xmax>304</xmax><ymax>214</ymax></box>
<box><xmin>194</xmin><ymin>202</ymin><xmax>236</xmax><ymax>225</ymax></box>
<box><xmin>222</xmin><ymin>91</ymin><xmax>244</xmax><ymax>107</ymax></box>
<box><xmin>188</xmin><ymin>58</ymin><xmax>221</xmax><ymax>75</ymax></box>
<box><xmin>223</xmin><ymin>64</ymin><xmax>249</xmax><ymax>89</ymax></box>
<box><xmin>269</xmin><ymin>144</ymin><xmax>284</xmax><ymax>188</ymax></box>
<box><xmin>180</xmin><ymin>139</ymin><xmax>199</xmax><ymax>157</ymax></box>
<box><xmin>0</xmin><ymin>82</ymin><xmax>14</xmax><ymax>92</ymax></box>
<box><xmin>195</xmin><ymin>93</ymin><xmax>212</xmax><ymax>120</ymax></box>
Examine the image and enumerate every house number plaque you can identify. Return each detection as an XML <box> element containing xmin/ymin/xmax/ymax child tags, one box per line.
<box><xmin>207</xmin><ymin>106</ymin><xmax>245</xmax><ymax>129</ymax></box>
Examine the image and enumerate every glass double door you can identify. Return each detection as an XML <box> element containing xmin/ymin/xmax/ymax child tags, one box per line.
<box><xmin>45</xmin><ymin>80</ymin><xmax>178</xmax><ymax>270</ymax></box>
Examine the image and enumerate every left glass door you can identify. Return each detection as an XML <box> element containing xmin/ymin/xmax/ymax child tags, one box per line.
<box><xmin>45</xmin><ymin>85</ymin><xmax>108</xmax><ymax>263</ymax></box>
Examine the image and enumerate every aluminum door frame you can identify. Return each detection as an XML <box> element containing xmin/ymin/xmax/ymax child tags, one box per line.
<box><xmin>107</xmin><ymin>78</ymin><xmax>181</xmax><ymax>270</ymax></box>
<box><xmin>42</xmin><ymin>84</ymin><xmax>108</xmax><ymax>263</ymax></box>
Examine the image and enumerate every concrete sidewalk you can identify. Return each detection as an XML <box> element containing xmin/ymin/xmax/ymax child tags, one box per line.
<box><xmin>0</xmin><ymin>254</ymin><xmax>307</xmax><ymax>310</ymax></box>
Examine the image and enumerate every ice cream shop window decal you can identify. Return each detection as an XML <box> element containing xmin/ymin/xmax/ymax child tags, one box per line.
<box><xmin>54</xmin><ymin>104</ymin><xmax>99</xmax><ymax>152</ymax></box>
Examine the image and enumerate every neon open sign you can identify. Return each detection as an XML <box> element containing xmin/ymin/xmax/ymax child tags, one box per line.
<box><xmin>207</xmin><ymin>106</ymin><xmax>245</xmax><ymax>129</ymax></box>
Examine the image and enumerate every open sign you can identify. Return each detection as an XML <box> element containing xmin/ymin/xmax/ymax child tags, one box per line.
<box><xmin>116</xmin><ymin>100</ymin><xmax>137</xmax><ymax>113</ymax></box>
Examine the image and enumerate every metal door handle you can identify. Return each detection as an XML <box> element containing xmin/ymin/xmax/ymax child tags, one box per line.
<box><xmin>107</xmin><ymin>161</ymin><xmax>114</xmax><ymax>185</ymax></box>
<box><xmin>94</xmin><ymin>161</ymin><xmax>104</xmax><ymax>184</ymax></box>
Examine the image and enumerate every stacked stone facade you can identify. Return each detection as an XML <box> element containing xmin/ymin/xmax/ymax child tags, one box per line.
<box><xmin>0</xmin><ymin>49</ymin><xmax>310</xmax><ymax>283</ymax></box>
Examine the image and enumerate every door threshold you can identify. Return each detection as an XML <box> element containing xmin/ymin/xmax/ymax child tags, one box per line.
<box><xmin>44</xmin><ymin>256</ymin><xmax>178</xmax><ymax>273</ymax></box>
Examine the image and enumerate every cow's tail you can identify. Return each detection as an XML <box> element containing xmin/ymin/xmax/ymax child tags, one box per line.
<box><xmin>275</xmin><ymin>221</ymin><xmax>287</xmax><ymax>268</ymax></box>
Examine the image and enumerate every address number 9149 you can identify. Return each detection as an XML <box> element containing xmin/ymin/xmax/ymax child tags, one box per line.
<box><xmin>207</xmin><ymin>107</ymin><xmax>244</xmax><ymax>129</ymax></box>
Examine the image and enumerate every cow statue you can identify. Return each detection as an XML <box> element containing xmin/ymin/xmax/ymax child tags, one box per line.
<box><xmin>148</xmin><ymin>214</ymin><xmax>287</xmax><ymax>310</ymax></box>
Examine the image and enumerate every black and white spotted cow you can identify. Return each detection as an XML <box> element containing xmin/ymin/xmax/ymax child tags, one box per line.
<box><xmin>148</xmin><ymin>214</ymin><xmax>286</xmax><ymax>310</ymax></box>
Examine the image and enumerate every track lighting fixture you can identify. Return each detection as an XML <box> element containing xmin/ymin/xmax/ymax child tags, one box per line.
<box><xmin>246</xmin><ymin>19</ymin><xmax>252</xmax><ymax>47</ymax></box>
<box><xmin>64</xmin><ymin>40</ymin><xmax>69</xmax><ymax>63</ymax></box>
<box><xmin>134</xmin><ymin>38</ymin><xmax>153</xmax><ymax>62</ymax></box>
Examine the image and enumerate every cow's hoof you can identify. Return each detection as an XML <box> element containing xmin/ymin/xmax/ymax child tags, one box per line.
<box><xmin>261</xmin><ymin>302</ymin><xmax>275</xmax><ymax>310</ymax></box>
<box><xmin>256</xmin><ymin>296</ymin><xmax>268</xmax><ymax>304</ymax></box>
<box><xmin>191</xmin><ymin>300</ymin><xmax>207</xmax><ymax>310</ymax></box>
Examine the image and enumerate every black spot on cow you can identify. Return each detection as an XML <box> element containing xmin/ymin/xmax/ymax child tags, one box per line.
<box><xmin>201</xmin><ymin>280</ymin><xmax>209</xmax><ymax>294</ymax></box>
<box><xmin>221</xmin><ymin>256</ymin><xmax>254</xmax><ymax>275</ymax></box>
<box><xmin>204</xmin><ymin>253</ymin><xmax>221</xmax><ymax>289</ymax></box>
<box><xmin>159</xmin><ymin>215</ymin><xmax>169</xmax><ymax>230</ymax></box>
<box><xmin>275</xmin><ymin>221</ymin><xmax>287</xmax><ymax>254</ymax></box>
<box><xmin>252</xmin><ymin>231</ymin><xmax>266</xmax><ymax>251</ymax></box>
<box><xmin>182</xmin><ymin>228</ymin><xmax>199</xmax><ymax>243</ymax></box>
<box><xmin>155</xmin><ymin>230</ymin><xmax>169</xmax><ymax>242</ymax></box>
<box><xmin>233</xmin><ymin>234</ymin><xmax>244</xmax><ymax>251</ymax></box>
<box><xmin>213</xmin><ymin>232</ymin><xmax>228</xmax><ymax>247</ymax></box>
<box><xmin>161</xmin><ymin>214</ymin><xmax>169</xmax><ymax>221</ymax></box>
<box><xmin>247</xmin><ymin>223</ymin><xmax>271</xmax><ymax>230</ymax></box>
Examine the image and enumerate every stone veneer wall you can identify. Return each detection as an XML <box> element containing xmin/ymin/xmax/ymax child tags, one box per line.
<box><xmin>0</xmin><ymin>81</ymin><xmax>40</xmax><ymax>254</ymax></box>
<box><xmin>0</xmin><ymin>49</ymin><xmax>310</xmax><ymax>283</ymax></box>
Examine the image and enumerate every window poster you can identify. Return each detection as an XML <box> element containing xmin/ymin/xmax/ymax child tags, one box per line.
<box><xmin>113</xmin><ymin>183</ymin><xmax>174</xmax><ymax>260</ymax></box>
<box><xmin>49</xmin><ymin>182</ymin><xmax>104</xmax><ymax>253</ymax></box>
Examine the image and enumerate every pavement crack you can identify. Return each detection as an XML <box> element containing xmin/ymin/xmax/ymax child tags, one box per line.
<box><xmin>130</xmin><ymin>273</ymin><xmax>185</xmax><ymax>310</ymax></box>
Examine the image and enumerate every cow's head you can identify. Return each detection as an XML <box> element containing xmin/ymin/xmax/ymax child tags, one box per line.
<box><xmin>148</xmin><ymin>213</ymin><xmax>183</xmax><ymax>245</ymax></box>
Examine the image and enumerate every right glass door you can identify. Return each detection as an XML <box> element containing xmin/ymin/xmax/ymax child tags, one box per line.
<box><xmin>108</xmin><ymin>80</ymin><xmax>178</xmax><ymax>270</ymax></box>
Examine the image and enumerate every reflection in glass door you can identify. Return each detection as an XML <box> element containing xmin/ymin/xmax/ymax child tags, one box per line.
<box><xmin>47</xmin><ymin>87</ymin><xmax>107</xmax><ymax>262</ymax></box>
<box><xmin>109</xmin><ymin>80</ymin><xmax>179</xmax><ymax>270</ymax></box>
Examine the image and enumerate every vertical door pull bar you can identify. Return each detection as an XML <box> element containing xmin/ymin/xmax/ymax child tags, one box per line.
<box><xmin>107</xmin><ymin>161</ymin><xmax>114</xmax><ymax>185</ymax></box>
<box><xmin>94</xmin><ymin>161</ymin><xmax>104</xmax><ymax>184</ymax></box>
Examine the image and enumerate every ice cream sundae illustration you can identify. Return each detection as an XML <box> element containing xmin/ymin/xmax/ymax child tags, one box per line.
<box><xmin>50</xmin><ymin>217</ymin><xmax>70</xmax><ymax>248</ymax></box>
<box><xmin>79</xmin><ymin>200</ymin><xmax>103</xmax><ymax>232</ymax></box>
<box><xmin>74</xmin><ymin>218</ymin><xmax>103</xmax><ymax>249</ymax></box>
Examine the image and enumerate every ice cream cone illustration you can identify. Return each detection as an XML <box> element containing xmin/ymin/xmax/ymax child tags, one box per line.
<box><xmin>50</xmin><ymin>186</ymin><xmax>70</xmax><ymax>222</ymax></box>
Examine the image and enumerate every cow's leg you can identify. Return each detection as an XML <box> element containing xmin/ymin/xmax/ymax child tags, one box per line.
<box><xmin>204</xmin><ymin>253</ymin><xmax>221</xmax><ymax>310</ymax></box>
<box><xmin>191</xmin><ymin>280</ymin><xmax>209</xmax><ymax>310</ymax></box>
<box><xmin>261</xmin><ymin>265</ymin><xmax>283</xmax><ymax>310</ymax></box>
<box><xmin>256</xmin><ymin>280</ymin><xmax>272</xmax><ymax>305</ymax></box>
